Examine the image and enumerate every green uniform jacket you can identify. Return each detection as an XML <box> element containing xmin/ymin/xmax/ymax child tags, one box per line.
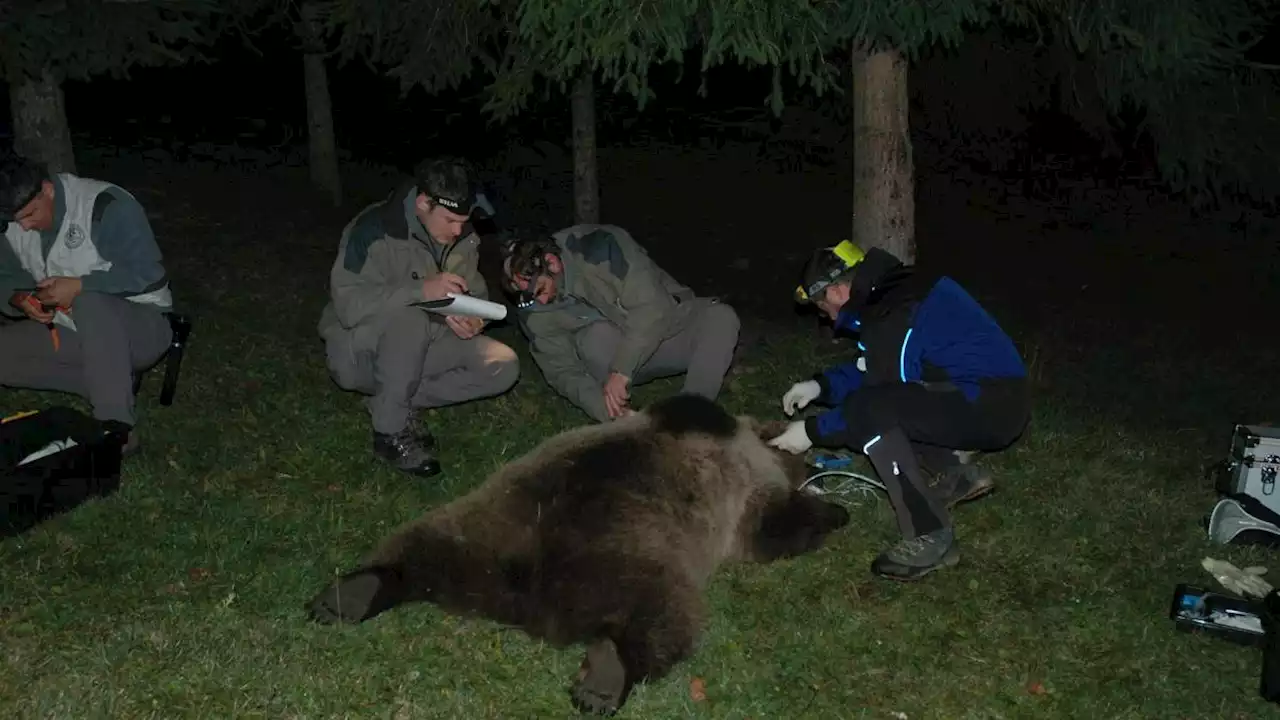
<box><xmin>318</xmin><ymin>181</ymin><xmax>488</xmax><ymax>344</ymax></box>
<box><xmin>516</xmin><ymin>224</ymin><xmax>709</xmax><ymax>419</ymax></box>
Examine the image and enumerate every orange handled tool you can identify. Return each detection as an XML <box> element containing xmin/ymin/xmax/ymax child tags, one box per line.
<box><xmin>23</xmin><ymin>293</ymin><xmax>66</xmax><ymax>352</ymax></box>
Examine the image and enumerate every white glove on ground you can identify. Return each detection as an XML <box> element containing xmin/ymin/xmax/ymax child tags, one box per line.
<box><xmin>782</xmin><ymin>380</ymin><xmax>821</xmax><ymax>416</ymax></box>
<box><xmin>1203</xmin><ymin>557</ymin><xmax>1274</xmax><ymax>598</ymax></box>
<box><xmin>768</xmin><ymin>421</ymin><xmax>813</xmax><ymax>454</ymax></box>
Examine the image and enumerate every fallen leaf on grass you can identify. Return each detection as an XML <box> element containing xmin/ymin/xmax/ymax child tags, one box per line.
<box><xmin>187</xmin><ymin>567</ymin><xmax>211</xmax><ymax>581</ymax></box>
<box><xmin>1026</xmin><ymin>680</ymin><xmax>1048</xmax><ymax>696</ymax></box>
<box><xmin>689</xmin><ymin>676</ymin><xmax>707</xmax><ymax>702</ymax></box>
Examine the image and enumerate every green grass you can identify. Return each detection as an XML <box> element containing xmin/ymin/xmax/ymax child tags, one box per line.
<box><xmin>2</xmin><ymin>160</ymin><xmax>1277</xmax><ymax>719</ymax></box>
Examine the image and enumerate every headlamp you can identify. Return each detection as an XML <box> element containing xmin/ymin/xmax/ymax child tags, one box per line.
<box><xmin>429</xmin><ymin>193</ymin><xmax>472</xmax><ymax>216</ymax></box>
<box><xmin>795</xmin><ymin>240</ymin><xmax>866</xmax><ymax>303</ymax></box>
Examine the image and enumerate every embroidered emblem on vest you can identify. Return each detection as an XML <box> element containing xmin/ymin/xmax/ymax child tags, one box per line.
<box><xmin>65</xmin><ymin>224</ymin><xmax>86</xmax><ymax>249</ymax></box>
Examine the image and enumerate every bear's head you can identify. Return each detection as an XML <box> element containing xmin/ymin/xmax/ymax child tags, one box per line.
<box><xmin>743</xmin><ymin>417</ymin><xmax>813</xmax><ymax>489</ymax></box>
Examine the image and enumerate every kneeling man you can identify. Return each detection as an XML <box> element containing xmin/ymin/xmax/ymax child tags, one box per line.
<box><xmin>318</xmin><ymin>157</ymin><xmax>519</xmax><ymax>478</ymax></box>
<box><xmin>501</xmin><ymin>224</ymin><xmax>739</xmax><ymax>422</ymax></box>
<box><xmin>0</xmin><ymin>151</ymin><xmax>175</xmax><ymax>453</ymax></box>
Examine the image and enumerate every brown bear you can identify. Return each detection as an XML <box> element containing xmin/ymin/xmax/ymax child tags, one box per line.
<box><xmin>306</xmin><ymin>393</ymin><xmax>850</xmax><ymax>715</ymax></box>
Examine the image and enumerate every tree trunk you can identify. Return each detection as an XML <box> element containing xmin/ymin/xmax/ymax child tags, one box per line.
<box><xmin>571</xmin><ymin>72</ymin><xmax>599</xmax><ymax>225</ymax></box>
<box><xmin>11</xmin><ymin>68</ymin><xmax>76</xmax><ymax>175</ymax></box>
<box><xmin>851</xmin><ymin>47</ymin><xmax>914</xmax><ymax>263</ymax></box>
<box><xmin>301</xmin><ymin>3</ymin><xmax>342</xmax><ymax>207</ymax></box>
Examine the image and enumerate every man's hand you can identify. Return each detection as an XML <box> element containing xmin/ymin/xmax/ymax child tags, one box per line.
<box><xmin>445</xmin><ymin>314</ymin><xmax>485</xmax><ymax>340</ymax></box>
<box><xmin>34</xmin><ymin>276</ymin><xmax>81</xmax><ymax>310</ymax></box>
<box><xmin>422</xmin><ymin>272</ymin><xmax>468</xmax><ymax>301</ymax></box>
<box><xmin>603</xmin><ymin>372</ymin><xmax>631</xmax><ymax>419</ymax></box>
<box><xmin>782</xmin><ymin>379</ymin><xmax>821</xmax><ymax>416</ymax></box>
<box><xmin>767</xmin><ymin>421</ymin><xmax>813</xmax><ymax>454</ymax></box>
<box><xmin>9</xmin><ymin>291</ymin><xmax>53</xmax><ymax>323</ymax></box>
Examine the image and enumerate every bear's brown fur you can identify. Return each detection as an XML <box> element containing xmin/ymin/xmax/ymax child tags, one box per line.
<box><xmin>306</xmin><ymin>394</ymin><xmax>849</xmax><ymax>715</ymax></box>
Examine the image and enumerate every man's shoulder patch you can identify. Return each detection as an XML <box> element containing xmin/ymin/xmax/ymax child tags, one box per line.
<box><xmin>565</xmin><ymin>228</ymin><xmax>629</xmax><ymax>279</ymax></box>
<box><xmin>342</xmin><ymin>207</ymin><xmax>390</xmax><ymax>273</ymax></box>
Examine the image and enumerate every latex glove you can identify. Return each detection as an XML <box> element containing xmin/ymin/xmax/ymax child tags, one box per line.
<box><xmin>782</xmin><ymin>380</ymin><xmax>821</xmax><ymax>416</ymax></box>
<box><xmin>767</xmin><ymin>421</ymin><xmax>813</xmax><ymax>454</ymax></box>
<box><xmin>1202</xmin><ymin>557</ymin><xmax>1274</xmax><ymax>598</ymax></box>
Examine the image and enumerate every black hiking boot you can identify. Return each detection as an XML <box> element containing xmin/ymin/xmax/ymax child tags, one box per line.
<box><xmin>373</xmin><ymin>428</ymin><xmax>442</xmax><ymax>478</ymax></box>
<box><xmin>871</xmin><ymin>527</ymin><xmax>960</xmax><ymax>581</ymax></box>
<box><xmin>929</xmin><ymin>464</ymin><xmax>995</xmax><ymax>508</ymax></box>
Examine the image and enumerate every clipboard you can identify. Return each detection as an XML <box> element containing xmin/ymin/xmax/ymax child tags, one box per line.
<box><xmin>410</xmin><ymin>293</ymin><xmax>508</xmax><ymax>321</ymax></box>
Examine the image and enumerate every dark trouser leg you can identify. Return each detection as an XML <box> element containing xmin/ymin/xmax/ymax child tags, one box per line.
<box><xmin>573</xmin><ymin>301</ymin><xmax>742</xmax><ymax>420</ymax></box>
<box><xmin>323</xmin><ymin>309</ymin><xmax>438</xmax><ymax>476</ymax></box>
<box><xmin>0</xmin><ymin>294</ymin><xmax>171</xmax><ymax>426</ymax></box>
<box><xmin>842</xmin><ymin>378</ymin><xmax>1029</xmax><ymax>527</ymax></box>
<box><xmin>836</xmin><ymin>378</ymin><xmax>1030</xmax><ymax>580</ymax></box>
<box><xmin>862</xmin><ymin>427</ymin><xmax>951</xmax><ymax>538</ymax></box>
<box><xmin>365</xmin><ymin>308</ymin><xmax>436</xmax><ymax>435</ymax></box>
<box><xmin>410</xmin><ymin>332</ymin><xmax>520</xmax><ymax>408</ymax></box>
<box><xmin>670</xmin><ymin>301</ymin><xmax>740</xmax><ymax>400</ymax></box>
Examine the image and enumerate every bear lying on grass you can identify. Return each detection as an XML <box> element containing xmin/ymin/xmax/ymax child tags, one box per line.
<box><xmin>307</xmin><ymin>394</ymin><xmax>850</xmax><ymax>715</ymax></box>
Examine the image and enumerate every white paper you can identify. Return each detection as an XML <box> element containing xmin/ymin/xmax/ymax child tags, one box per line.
<box><xmin>19</xmin><ymin>437</ymin><xmax>78</xmax><ymax>466</ymax></box>
<box><xmin>411</xmin><ymin>293</ymin><xmax>508</xmax><ymax>321</ymax></box>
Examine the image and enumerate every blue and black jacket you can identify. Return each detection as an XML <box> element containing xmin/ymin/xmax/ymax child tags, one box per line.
<box><xmin>805</xmin><ymin>252</ymin><xmax>1026</xmax><ymax>446</ymax></box>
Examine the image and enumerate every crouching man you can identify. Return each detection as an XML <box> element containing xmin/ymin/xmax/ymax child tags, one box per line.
<box><xmin>501</xmin><ymin>224</ymin><xmax>739</xmax><ymax>422</ymax></box>
<box><xmin>318</xmin><ymin>157</ymin><xmax>519</xmax><ymax>478</ymax></box>
<box><xmin>0</xmin><ymin>151</ymin><xmax>175</xmax><ymax>453</ymax></box>
<box><xmin>768</xmin><ymin>240</ymin><xmax>1030</xmax><ymax>581</ymax></box>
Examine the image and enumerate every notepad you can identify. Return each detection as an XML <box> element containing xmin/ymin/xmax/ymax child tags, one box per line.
<box><xmin>410</xmin><ymin>293</ymin><xmax>508</xmax><ymax>321</ymax></box>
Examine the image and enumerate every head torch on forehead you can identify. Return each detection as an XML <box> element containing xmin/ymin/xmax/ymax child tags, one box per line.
<box><xmin>794</xmin><ymin>239</ymin><xmax>866</xmax><ymax>303</ymax></box>
<box><xmin>503</xmin><ymin>237</ymin><xmax>557</xmax><ymax>308</ymax></box>
<box><xmin>429</xmin><ymin>193</ymin><xmax>472</xmax><ymax>215</ymax></box>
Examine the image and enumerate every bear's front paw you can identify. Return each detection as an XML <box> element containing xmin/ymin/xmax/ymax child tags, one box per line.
<box><xmin>570</xmin><ymin>638</ymin><xmax>627</xmax><ymax>716</ymax></box>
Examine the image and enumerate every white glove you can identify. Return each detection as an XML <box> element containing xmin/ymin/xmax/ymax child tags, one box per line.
<box><xmin>782</xmin><ymin>380</ymin><xmax>821</xmax><ymax>416</ymax></box>
<box><xmin>1203</xmin><ymin>557</ymin><xmax>1274</xmax><ymax>598</ymax></box>
<box><xmin>767</xmin><ymin>421</ymin><xmax>813</xmax><ymax>454</ymax></box>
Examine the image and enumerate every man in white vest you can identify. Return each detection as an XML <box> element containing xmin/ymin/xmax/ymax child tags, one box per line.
<box><xmin>0</xmin><ymin>151</ymin><xmax>175</xmax><ymax>453</ymax></box>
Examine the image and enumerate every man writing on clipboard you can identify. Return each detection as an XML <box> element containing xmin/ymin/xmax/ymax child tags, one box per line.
<box><xmin>318</xmin><ymin>158</ymin><xmax>520</xmax><ymax>478</ymax></box>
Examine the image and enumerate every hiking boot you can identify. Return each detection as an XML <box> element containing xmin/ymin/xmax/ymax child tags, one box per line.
<box><xmin>871</xmin><ymin>527</ymin><xmax>960</xmax><ymax>581</ymax></box>
<box><xmin>405</xmin><ymin>412</ymin><xmax>437</xmax><ymax>451</ymax></box>
<box><xmin>373</xmin><ymin>429</ymin><xmax>442</xmax><ymax>477</ymax></box>
<box><xmin>931</xmin><ymin>464</ymin><xmax>995</xmax><ymax>508</ymax></box>
<box><xmin>103</xmin><ymin>420</ymin><xmax>139</xmax><ymax>457</ymax></box>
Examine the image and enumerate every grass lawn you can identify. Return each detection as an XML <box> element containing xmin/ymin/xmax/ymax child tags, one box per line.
<box><xmin>1</xmin><ymin>155</ymin><xmax>1277</xmax><ymax>719</ymax></box>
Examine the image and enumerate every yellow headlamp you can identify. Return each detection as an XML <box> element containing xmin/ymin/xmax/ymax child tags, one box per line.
<box><xmin>794</xmin><ymin>240</ymin><xmax>866</xmax><ymax>303</ymax></box>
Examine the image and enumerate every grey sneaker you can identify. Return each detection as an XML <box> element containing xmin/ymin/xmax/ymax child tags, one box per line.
<box><xmin>871</xmin><ymin>527</ymin><xmax>960</xmax><ymax>581</ymax></box>
<box><xmin>931</xmin><ymin>464</ymin><xmax>995</xmax><ymax>508</ymax></box>
<box><xmin>373</xmin><ymin>429</ymin><xmax>442</xmax><ymax>477</ymax></box>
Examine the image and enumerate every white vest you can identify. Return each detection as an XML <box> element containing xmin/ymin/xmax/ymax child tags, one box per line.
<box><xmin>4</xmin><ymin>173</ymin><xmax>172</xmax><ymax>331</ymax></box>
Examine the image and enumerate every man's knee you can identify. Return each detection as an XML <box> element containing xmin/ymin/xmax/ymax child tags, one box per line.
<box><xmin>484</xmin><ymin>340</ymin><xmax>521</xmax><ymax>393</ymax></box>
<box><xmin>699</xmin><ymin>301</ymin><xmax>740</xmax><ymax>346</ymax></box>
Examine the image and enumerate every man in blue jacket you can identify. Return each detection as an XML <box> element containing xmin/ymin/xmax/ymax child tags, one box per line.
<box><xmin>767</xmin><ymin>240</ymin><xmax>1030</xmax><ymax>581</ymax></box>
